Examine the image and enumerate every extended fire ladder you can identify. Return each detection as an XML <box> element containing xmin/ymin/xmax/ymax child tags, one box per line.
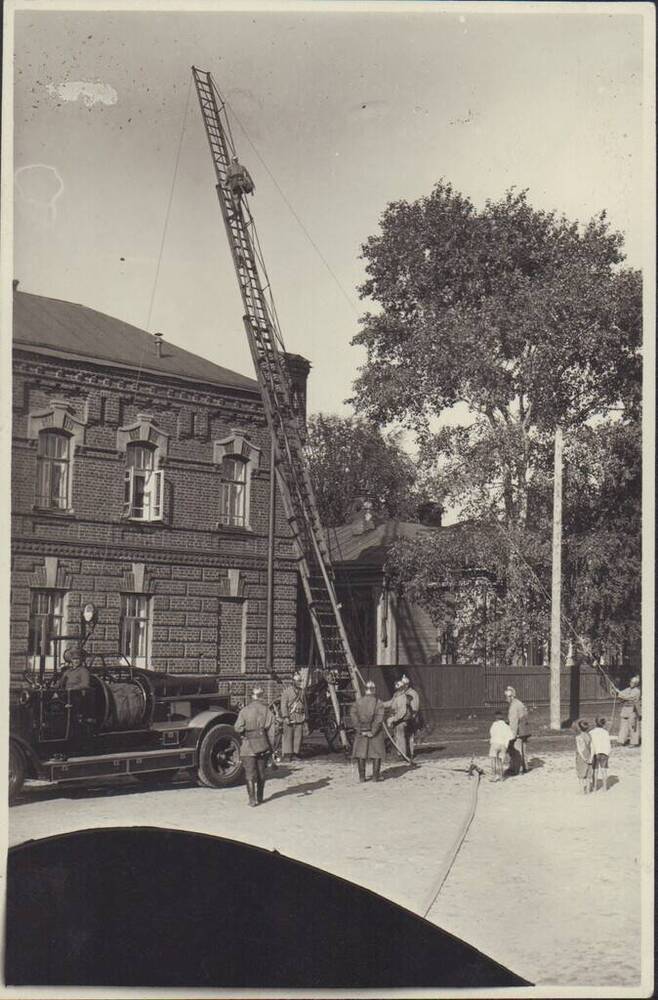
<box><xmin>192</xmin><ymin>67</ymin><xmax>362</xmax><ymax>746</ymax></box>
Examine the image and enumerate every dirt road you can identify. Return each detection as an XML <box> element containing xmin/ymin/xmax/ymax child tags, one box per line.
<box><xmin>9</xmin><ymin>743</ymin><xmax>643</xmax><ymax>989</ymax></box>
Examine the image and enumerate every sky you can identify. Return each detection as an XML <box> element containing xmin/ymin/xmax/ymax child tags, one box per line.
<box><xmin>11</xmin><ymin>2</ymin><xmax>650</xmax><ymax>422</ymax></box>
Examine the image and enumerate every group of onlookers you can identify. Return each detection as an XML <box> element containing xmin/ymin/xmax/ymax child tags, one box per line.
<box><xmin>574</xmin><ymin>717</ymin><xmax>612</xmax><ymax>793</ymax></box>
<box><xmin>487</xmin><ymin>675</ymin><xmax>641</xmax><ymax>792</ymax></box>
<box><xmin>572</xmin><ymin>674</ymin><xmax>641</xmax><ymax>795</ymax></box>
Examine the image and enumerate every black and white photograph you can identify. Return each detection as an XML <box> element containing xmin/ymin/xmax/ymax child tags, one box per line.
<box><xmin>1</xmin><ymin>0</ymin><xmax>654</xmax><ymax>995</ymax></box>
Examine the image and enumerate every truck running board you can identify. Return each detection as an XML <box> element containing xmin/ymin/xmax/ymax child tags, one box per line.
<box><xmin>44</xmin><ymin>748</ymin><xmax>196</xmax><ymax>782</ymax></box>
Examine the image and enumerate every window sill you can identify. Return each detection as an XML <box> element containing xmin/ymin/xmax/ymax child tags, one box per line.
<box><xmin>121</xmin><ymin>517</ymin><xmax>166</xmax><ymax>528</ymax></box>
<box><xmin>32</xmin><ymin>506</ymin><xmax>75</xmax><ymax>518</ymax></box>
<box><xmin>214</xmin><ymin>522</ymin><xmax>253</xmax><ymax>534</ymax></box>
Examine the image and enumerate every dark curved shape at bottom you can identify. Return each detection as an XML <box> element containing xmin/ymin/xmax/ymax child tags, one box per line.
<box><xmin>5</xmin><ymin>827</ymin><xmax>531</xmax><ymax>988</ymax></box>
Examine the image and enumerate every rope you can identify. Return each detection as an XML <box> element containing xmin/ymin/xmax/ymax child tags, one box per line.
<box><xmin>221</xmin><ymin>96</ymin><xmax>359</xmax><ymax>318</ymax></box>
<box><xmin>421</xmin><ymin>768</ymin><xmax>482</xmax><ymax>918</ymax></box>
<box><xmin>383</xmin><ymin>718</ymin><xmax>413</xmax><ymax>764</ymax></box>
<box><xmin>91</xmin><ymin>75</ymin><xmax>193</xmax><ymax>588</ymax></box>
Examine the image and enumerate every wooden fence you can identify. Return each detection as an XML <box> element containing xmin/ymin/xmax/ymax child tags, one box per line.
<box><xmin>357</xmin><ymin>660</ymin><xmax>624</xmax><ymax>721</ymax></box>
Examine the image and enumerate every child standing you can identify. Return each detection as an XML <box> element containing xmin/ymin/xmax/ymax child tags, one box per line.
<box><xmin>589</xmin><ymin>716</ymin><xmax>612</xmax><ymax>791</ymax></box>
<box><xmin>489</xmin><ymin>709</ymin><xmax>513</xmax><ymax>782</ymax></box>
<box><xmin>574</xmin><ymin>719</ymin><xmax>593</xmax><ymax>794</ymax></box>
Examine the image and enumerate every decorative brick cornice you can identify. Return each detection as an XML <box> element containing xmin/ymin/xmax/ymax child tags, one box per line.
<box><xmin>13</xmin><ymin>352</ymin><xmax>265</xmax><ymax>419</ymax></box>
<box><xmin>11</xmin><ymin>533</ymin><xmax>299</xmax><ymax>572</ymax></box>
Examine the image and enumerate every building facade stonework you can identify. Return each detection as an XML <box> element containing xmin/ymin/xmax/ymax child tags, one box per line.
<box><xmin>11</xmin><ymin>290</ymin><xmax>302</xmax><ymax>680</ymax></box>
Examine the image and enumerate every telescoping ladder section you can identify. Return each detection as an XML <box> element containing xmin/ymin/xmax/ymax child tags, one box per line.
<box><xmin>192</xmin><ymin>67</ymin><xmax>362</xmax><ymax>739</ymax></box>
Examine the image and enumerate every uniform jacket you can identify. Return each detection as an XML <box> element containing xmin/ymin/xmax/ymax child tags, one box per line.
<box><xmin>387</xmin><ymin>689</ymin><xmax>410</xmax><ymax>726</ymax></box>
<box><xmin>234</xmin><ymin>701</ymin><xmax>276</xmax><ymax>756</ymax></box>
<box><xmin>618</xmin><ymin>686</ymin><xmax>641</xmax><ymax>719</ymax></box>
<box><xmin>55</xmin><ymin>664</ymin><xmax>91</xmax><ymax>691</ymax></box>
<box><xmin>350</xmin><ymin>694</ymin><xmax>386</xmax><ymax>759</ymax></box>
<box><xmin>280</xmin><ymin>683</ymin><xmax>306</xmax><ymax>724</ymax></box>
<box><xmin>508</xmin><ymin>697</ymin><xmax>530</xmax><ymax>738</ymax></box>
<box><xmin>407</xmin><ymin>687</ymin><xmax>420</xmax><ymax>715</ymax></box>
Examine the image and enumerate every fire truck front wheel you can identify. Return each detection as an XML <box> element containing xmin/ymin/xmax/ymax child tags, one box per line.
<box><xmin>197</xmin><ymin>724</ymin><xmax>243</xmax><ymax>788</ymax></box>
<box><xmin>9</xmin><ymin>742</ymin><xmax>26</xmax><ymax>805</ymax></box>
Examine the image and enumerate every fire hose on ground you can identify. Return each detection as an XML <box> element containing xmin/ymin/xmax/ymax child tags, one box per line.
<box><xmin>421</xmin><ymin>761</ymin><xmax>484</xmax><ymax>919</ymax></box>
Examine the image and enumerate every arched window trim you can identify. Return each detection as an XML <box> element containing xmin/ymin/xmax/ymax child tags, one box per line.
<box><xmin>28</xmin><ymin>401</ymin><xmax>86</xmax><ymax>513</ymax></box>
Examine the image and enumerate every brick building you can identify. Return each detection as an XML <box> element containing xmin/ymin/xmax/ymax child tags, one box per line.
<box><xmin>11</xmin><ymin>287</ymin><xmax>309</xmax><ymax>680</ymax></box>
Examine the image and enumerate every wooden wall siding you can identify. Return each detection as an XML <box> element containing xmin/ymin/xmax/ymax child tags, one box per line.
<box><xmin>394</xmin><ymin>598</ymin><xmax>437</xmax><ymax>665</ymax></box>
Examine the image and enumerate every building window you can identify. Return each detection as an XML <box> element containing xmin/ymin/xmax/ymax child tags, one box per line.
<box><xmin>123</xmin><ymin>443</ymin><xmax>164</xmax><ymax>521</ymax></box>
<box><xmin>120</xmin><ymin>594</ymin><xmax>152</xmax><ymax>667</ymax></box>
<box><xmin>36</xmin><ymin>431</ymin><xmax>71</xmax><ymax>510</ymax></box>
<box><xmin>219</xmin><ymin>456</ymin><xmax>247</xmax><ymax>527</ymax></box>
<box><xmin>28</xmin><ymin>589</ymin><xmax>66</xmax><ymax>670</ymax></box>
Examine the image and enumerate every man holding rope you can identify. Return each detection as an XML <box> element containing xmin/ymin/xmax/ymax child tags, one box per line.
<box><xmin>614</xmin><ymin>675</ymin><xmax>641</xmax><ymax>747</ymax></box>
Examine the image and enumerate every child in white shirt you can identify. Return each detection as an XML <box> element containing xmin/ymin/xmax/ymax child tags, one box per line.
<box><xmin>589</xmin><ymin>717</ymin><xmax>612</xmax><ymax>791</ymax></box>
<box><xmin>489</xmin><ymin>710</ymin><xmax>513</xmax><ymax>781</ymax></box>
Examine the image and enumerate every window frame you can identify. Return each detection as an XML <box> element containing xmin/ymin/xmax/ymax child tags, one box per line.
<box><xmin>123</xmin><ymin>443</ymin><xmax>164</xmax><ymax>522</ymax></box>
<box><xmin>36</xmin><ymin>430</ymin><xmax>72</xmax><ymax>512</ymax></box>
<box><xmin>120</xmin><ymin>593</ymin><xmax>152</xmax><ymax>668</ymax></box>
<box><xmin>218</xmin><ymin>455</ymin><xmax>248</xmax><ymax>528</ymax></box>
<box><xmin>28</xmin><ymin>589</ymin><xmax>67</xmax><ymax>673</ymax></box>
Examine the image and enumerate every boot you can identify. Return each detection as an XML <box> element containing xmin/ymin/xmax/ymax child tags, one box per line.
<box><xmin>256</xmin><ymin>779</ymin><xmax>265</xmax><ymax>804</ymax></box>
<box><xmin>246</xmin><ymin>780</ymin><xmax>258</xmax><ymax>806</ymax></box>
<box><xmin>357</xmin><ymin>759</ymin><xmax>366</xmax><ymax>783</ymax></box>
<box><xmin>372</xmin><ymin>759</ymin><xmax>382</xmax><ymax>782</ymax></box>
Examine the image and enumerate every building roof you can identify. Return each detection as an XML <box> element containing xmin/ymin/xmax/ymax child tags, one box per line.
<box><xmin>326</xmin><ymin>519</ymin><xmax>447</xmax><ymax>566</ymax></box>
<box><xmin>12</xmin><ymin>289</ymin><xmax>259</xmax><ymax>394</ymax></box>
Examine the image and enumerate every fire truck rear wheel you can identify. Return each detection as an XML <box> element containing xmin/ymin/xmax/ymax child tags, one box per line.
<box><xmin>197</xmin><ymin>724</ymin><xmax>243</xmax><ymax>788</ymax></box>
<box><xmin>9</xmin><ymin>742</ymin><xmax>26</xmax><ymax>805</ymax></box>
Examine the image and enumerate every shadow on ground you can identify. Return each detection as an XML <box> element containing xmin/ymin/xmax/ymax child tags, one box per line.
<box><xmin>265</xmin><ymin>776</ymin><xmax>331</xmax><ymax>801</ymax></box>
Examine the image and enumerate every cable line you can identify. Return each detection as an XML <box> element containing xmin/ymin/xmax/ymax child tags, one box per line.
<box><xmin>222</xmin><ymin>97</ymin><xmax>360</xmax><ymax>318</ymax></box>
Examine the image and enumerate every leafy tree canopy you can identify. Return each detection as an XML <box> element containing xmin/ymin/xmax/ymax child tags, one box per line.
<box><xmin>351</xmin><ymin>182</ymin><xmax>642</xmax><ymax>664</ymax></box>
<box><xmin>305</xmin><ymin>413</ymin><xmax>425</xmax><ymax>527</ymax></box>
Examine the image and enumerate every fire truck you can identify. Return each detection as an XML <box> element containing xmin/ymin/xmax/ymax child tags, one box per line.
<box><xmin>9</xmin><ymin>603</ymin><xmax>243</xmax><ymax>804</ymax></box>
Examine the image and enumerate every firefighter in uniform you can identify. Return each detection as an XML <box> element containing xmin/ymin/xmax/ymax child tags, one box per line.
<box><xmin>55</xmin><ymin>644</ymin><xmax>91</xmax><ymax>691</ymax></box>
<box><xmin>227</xmin><ymin>156</ymin><xmax>255</xmax><ymax>199</ymax></box>
<box><xmin>615</xmin><ymin>675</ymin><xmax>641</xmax><ymax>746</ymax></box>
<box><xmin>387</xmin><ymin>679</ymin><xmax>412</xmax><ymax>761</ymax></box>
<box><xmin>401</xmin><ymin>675</ymin><xmax>421</xmax><ymax>761</ymax></box>
<box><xmin>350</xmin><ymin>680</ymin><xmax>386</xmax><ymax>782</ymax></box>
<box><xmin>280</xmin><ymin>671</ymin><xmax>306</xmax><ymax>761</ymax></box>
<box><xmin>234</xmin><ymin>686</ymin><xmax>276</xmax><ymax>806</ymax></box>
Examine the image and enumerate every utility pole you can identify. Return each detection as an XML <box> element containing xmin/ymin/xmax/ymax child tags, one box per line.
<box><xmin>550</xmin><ymin>425</ymin><xmax>563</xmax><ymax>730</ymax></box>
<box><xmin>266</xmin><ymin>438</ymin><xmax>276</xmax><ymax>674</ymax></box>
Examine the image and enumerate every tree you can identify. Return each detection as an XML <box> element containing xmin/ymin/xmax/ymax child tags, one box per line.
<box><xmin>352</xmin><ymin>183</ymin><xmax>642</xmax><ymax>662</ymax></box>
<box><xmin>305</xmin><ymin>413</ymin><xmax>425</xmax><ymax>527</ymax></box>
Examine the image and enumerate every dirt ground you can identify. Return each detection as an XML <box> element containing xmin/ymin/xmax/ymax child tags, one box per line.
<box><xmin>8</xmin><ymin>742</ymin><xmax>643</xmax><ymax>990</ymax></box>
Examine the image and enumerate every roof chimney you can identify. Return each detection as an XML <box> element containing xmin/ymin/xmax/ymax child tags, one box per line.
<box><xmin>417</xmin><ymin>501</ymin><xmax>444</xmax><ymax>527</ymax></box>
<box><xmin>13</xmin><ymin>279</ymin><xmax>19</xmax><ymax>292</ymax></box>
<box><xmin>154</xmin><ymin>332</ymin><xmax>163</xmax><ymax>358</ymax></box>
